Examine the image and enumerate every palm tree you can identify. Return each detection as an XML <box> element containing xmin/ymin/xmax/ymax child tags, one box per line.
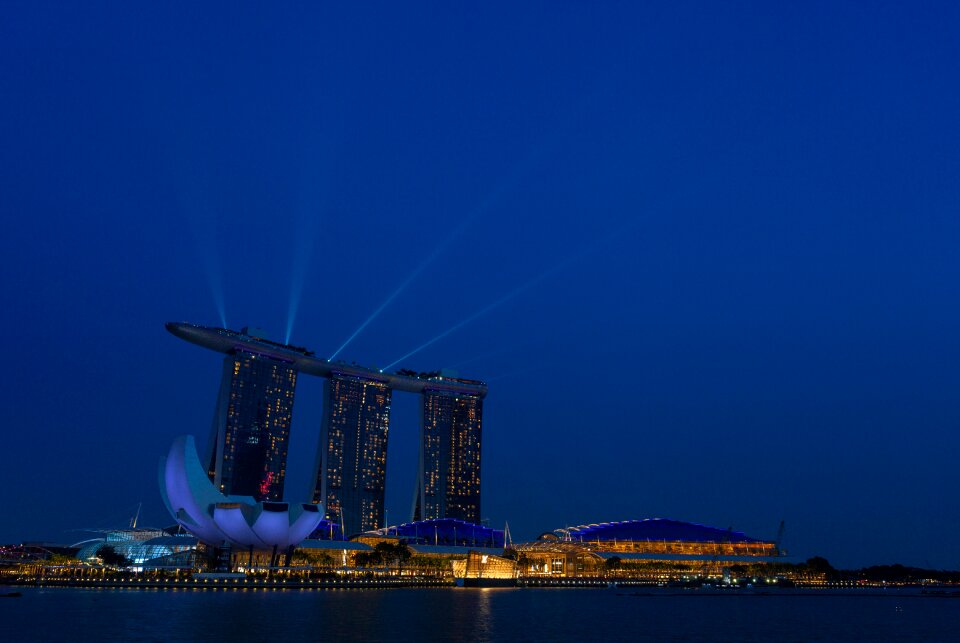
<box><xmin>96</xmin><ymin>545</ymin><xmax>131</xmax><ymax>569</ymax></box>
<box><xmin>604</xmin><ymin>556</ymin><xmax>622</xmax><ymax>578</ymax></box>
<box><xmin>517</xmin><ymin>554</ymin><xmax>532</xmax><ymax>577</ymax></box>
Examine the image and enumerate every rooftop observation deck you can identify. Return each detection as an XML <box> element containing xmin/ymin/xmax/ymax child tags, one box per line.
<box><xmin>165</xmin><ymin>322</ymin><xmax>488</xmax><ymax>397</ymax></box>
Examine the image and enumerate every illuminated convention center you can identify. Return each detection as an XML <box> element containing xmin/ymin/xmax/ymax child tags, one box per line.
<box><xmin>514</xmin><ymin>519</ymin><xmax>781</xmax><ymax>579</ymax></box>
<box><xmin>365</xmin><ymin>518</ymin><xmax>505</xmax><ymax>548</ymax></box>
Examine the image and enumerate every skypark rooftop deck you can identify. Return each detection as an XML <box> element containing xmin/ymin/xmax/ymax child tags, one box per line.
<box><xmin>166</xmin><ymin>322</ymin><xmax>488</xmax><ymax>397</ymax></box>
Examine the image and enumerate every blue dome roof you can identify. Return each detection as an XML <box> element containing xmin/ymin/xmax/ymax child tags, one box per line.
<box><xmin>559</xmin><ymin>519</ymin><xmax>766</xmax><ymax>544</ymax></box>
<box><xmin>379</xmin><ymin>518</ymin><xmax>505</xmax><ymax>548</ymax></box>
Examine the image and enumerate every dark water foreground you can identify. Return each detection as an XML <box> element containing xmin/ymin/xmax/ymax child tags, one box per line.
<box><xmin>2</xmin><ymin>586</ymin><xmax>958</xmax><ymax>642</ymax></box>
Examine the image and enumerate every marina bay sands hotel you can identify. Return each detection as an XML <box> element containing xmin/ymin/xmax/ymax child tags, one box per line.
<box><xmin>166</xmin><ymin>322</ymin><xmax>487</xmax><ymax>537</ymax></box>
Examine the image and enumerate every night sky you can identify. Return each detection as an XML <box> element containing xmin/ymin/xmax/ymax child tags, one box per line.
<box><xmin>3</xmin><ymin>2</ymin><xmax>959</xmax><ymax>569</ymax></box>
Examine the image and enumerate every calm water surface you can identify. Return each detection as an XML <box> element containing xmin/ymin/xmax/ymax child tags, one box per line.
<box><xmin>3</xmin><ymin>586</ymin><xmax>958</xmax><ymax>642</ymax></box>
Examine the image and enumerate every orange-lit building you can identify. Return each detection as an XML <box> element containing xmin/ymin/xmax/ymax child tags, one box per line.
<box><xmin>515</xmin><ymin>519</ymin><xmax>781</xmax><ymax>579</ymax></box>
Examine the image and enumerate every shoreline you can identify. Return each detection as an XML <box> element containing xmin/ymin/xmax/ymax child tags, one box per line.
<box><xmin>4</xmin><ymin>577</ymin><xmax>959</xmax><ymax>593</ymax></box>
<box><xmin>1</xmin><ymin>577</ymin><xmax>451</xmax><ymax>590</ymax></box>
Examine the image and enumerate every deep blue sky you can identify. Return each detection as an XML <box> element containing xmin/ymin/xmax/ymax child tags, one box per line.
<box><xmin>3</xmin><ymin>2</ymin><xmax>959</xmax><ymax>568</ymax></box>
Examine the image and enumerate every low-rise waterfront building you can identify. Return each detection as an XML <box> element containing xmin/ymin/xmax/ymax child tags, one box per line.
<box><xmin>514</xmin><ymin>519</ymin><xmax>781</xmax><ymax>579</ymax></box>
<box><xmin>75</xmin><ymin>530</ymin><xmax>198</xmax><ymax>571</ymax></box>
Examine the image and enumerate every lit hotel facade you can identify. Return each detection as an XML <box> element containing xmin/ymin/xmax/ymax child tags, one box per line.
<box><xmin>206</xmin><ymin>346</ymin><xmax>298</xmax><ymax>501</ymax></box>
<box><xmin>414</xmin><ymin>389</ymin><xmax>484</xmax><ymax>525</ymax></box>
<box><xmin>166</xmin><ymin>322</ymin><xmax>488</xmax><ymax>538</ymax></box>
<box><xmin>313</xmin><ymin>373</ymin><xmax>392</xmax><ymax>536</ymax></box>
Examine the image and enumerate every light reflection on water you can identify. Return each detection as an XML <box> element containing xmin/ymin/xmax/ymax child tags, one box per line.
<box><xmin>4</xmin><ymin>587</ymin><xmax>960</xmax><ymax>642</ymax></box>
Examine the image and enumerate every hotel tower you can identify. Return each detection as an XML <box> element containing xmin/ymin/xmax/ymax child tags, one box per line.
<box><xmin>413</xmin><ymin>388</ymin><xmax>484</xmax><ymax>524</ymax></box>
<box><xmin>312</xmin><ymin>373</ymin><xmax>392</xmax><ymax>536</ymax></box>
<box><xmin>166</xmin><ymin>322</ymin><xmax>487</xmax><ymax>534</ymax></box>
<box><xmin>206</xmin><ymin>340</ymin><xmax>298</xmax><ymax>501</ymax></box>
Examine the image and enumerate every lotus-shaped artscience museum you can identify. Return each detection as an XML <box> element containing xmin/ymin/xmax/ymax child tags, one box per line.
<box><xmin>159</xmin><ymin>435</ymin><xmax>322</xmax><ymax>549</ymax></box>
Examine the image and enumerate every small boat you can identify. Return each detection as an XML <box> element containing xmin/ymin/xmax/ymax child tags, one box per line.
<box><xmin>1</xmin><ymin>592</ymin><xmax>22</xmax><ymax>598</ymax></box>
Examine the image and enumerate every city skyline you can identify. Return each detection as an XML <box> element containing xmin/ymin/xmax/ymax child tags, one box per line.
<box><xmin>3</xmin><ymin>2</ymin><xmax>960</xmax><ymax>570</ymax></box>
<box><xmin>170</xmin><ymin>321</ymin><xmax>488</xmax><ymax>537</ymax></box>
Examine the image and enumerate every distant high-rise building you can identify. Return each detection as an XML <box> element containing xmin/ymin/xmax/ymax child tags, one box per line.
<box><xmin>313</xmin><ymin>373</ymin><xmax>392</xmax><ymax>536</ymax></box>
<box><xmin>413</xmin><ymin>388</ymin><xmax>483</xmax><ymax>524</ymax></box>
<box><xmin>206</xmin><ymin>350</ymin><xmax>298</xmax><ymax>501</ymax></box>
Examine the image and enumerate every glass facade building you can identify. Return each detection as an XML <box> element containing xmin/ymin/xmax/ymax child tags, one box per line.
<box><xmin>206</xmin><ymin>351</ymin><xmax>298</xmax><ymax>501</ymax></box>
<box><xmin>413</xmin><ymin>389</ymin><xmax>483</xmax><ymax>524</ymax></box>
<box><xmin>76</xmin><ymin>531</ymin><xmax>199</xmax><ymax>569</ymax></box>
<box><xmin>313</xmin><ymin>374</ymin><xmax>392</xmax><ymax>536</ymax></box>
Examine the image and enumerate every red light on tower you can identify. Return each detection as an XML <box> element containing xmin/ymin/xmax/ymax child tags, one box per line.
<box><xmin>259</xmin><ymin>472</ymin><xmax>275</xmax><ymax>499</ymax></box>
